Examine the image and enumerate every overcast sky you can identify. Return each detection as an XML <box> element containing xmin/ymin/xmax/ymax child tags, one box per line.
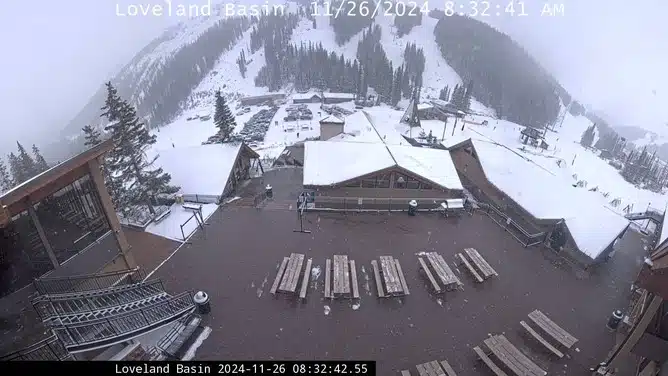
<box><xmin>0</xmin><ymin>0</ymin><xmax>666</xmax><ymax>154</ymax></box>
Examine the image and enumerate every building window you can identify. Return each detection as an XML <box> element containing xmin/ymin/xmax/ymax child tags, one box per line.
<box><xmin>345</xmin><ymin>180</ymin><xmax>361</xmax><ymax>188</ymax></box>
<box><xmin>420</xmin><ymin>183</ymin><xmax>432</xmax><ymax>190</ymax></box>
<box><xmin>361</xmin><ymin>179</ymin><xmax>375</xmax><ymax>188</ymax></box>
<box><xmin>394</xmin><ymin>174</ymin><xmax>406</xmax><ymax>189</ymax></box>
<box><xmin>376</xmin><ymin>173</ymin><xmax>390</xmax><ymax>188</ymax></box>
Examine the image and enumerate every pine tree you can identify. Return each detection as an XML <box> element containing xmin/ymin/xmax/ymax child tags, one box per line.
<box><xmin>579</xmin><ymin>125</ymin><xmax>595</xmax><ymax>148</ymax></box>
<box><xmin>7</xmin><ymin>153</ymin><xmax>24</xmax><ymax>185</ymax></box>
<box><xmin>237</xmin><ymin>51</ymin><xmax>247</xmax><ymax>78</ymax></box>
<box><xmin>391</xmin><ymin>66</ymin><xmax>403</xmax><ymax>106</ymax></box>
<box><xmin>463</xmin><ymin>80</ymin><xmax>474</xmax><ymax>111</ymax></box>
<box><xmin>213</xmin><ymin>90</ymin><xmax>236</xmax><ymax>142</ymax></box>
<box><xmin>32</xmin><ymin>144</ymin><xmax>49</xmax><ymax>173</ymax></box>
<box><xmin>101</xmin><ymin>82</ymin><xmax>179</xmax><ymax>215</ymax></box>
<box><xmin>82</xmin><ymin>124</ymin><xmax>102</xmax><ymax>147</ymax></box>
<box><xmin>15</xmin><ymin>142</ymin><xmax>37</xmax><ymax>182</ymax></box>
<box><xmin>0</xmin><ymin>159</ymin><xmax>11</xmax><ymax>192</ymax></box>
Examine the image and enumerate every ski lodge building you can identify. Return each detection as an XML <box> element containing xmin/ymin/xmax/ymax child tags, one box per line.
<box><xmin>446</xmin><ymin>137</ymin><xmax>630</xmax><ymax>266</ymax></box>
<box><xmin>153</xmin><ymin>142</ymin><xmax>261</xmax><ymax>204</ymax></box>
<box><xmin>0</xmin><ymin>139</ymin><xmax>195</xmax><ymax>360</ymax></box>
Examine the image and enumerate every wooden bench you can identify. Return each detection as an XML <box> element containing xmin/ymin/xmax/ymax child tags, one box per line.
<box><xmin>270</xmin><ymin>257</ymin><xmax>290</xmax><ymax>294</ymax></box>
<box><xmin>473</xmin><ymin>346</ymin><xmax>508</xmax><ymax>376</ymax></box>
<box><xmin>418</xmin><ymin>257</ymin><xmax>441</xmax><ymax>293</ymax></box>
<box><xmin>299</xmin><ymin>258</ymin><xmax>313</xmax><ymax>299</ymax></box>
<box><xmin>520</xmin><ymin>320</ymin><xmax>564</xmax><ymax>358</ymax></box>
<box><xmin>401</xmin><ymin>371</ymin><xmax>412</xmax><ymax>376</ymax></box>
<box><xmin>456</xmin><ymin>253</ymin><xmax>483</xmax><ymax>283</ymax></box>
<box><xmin>412</xmin><ymin>359</ymin><xmax>457</xmax><ymax>376</ymax></box>
<box><xmin>528</xmin><ymin>309</ymin><xmax>578</xmax><ymax>349</ymax></box>
<box><xmin>464</xmin><ymin>248</ymin><xmax>498</xmax><ymax>279</ymax></box>
<box><xmin>371</xmin><ymin>260</ymin><xmax>385</xmax><ymax>298</ymax></box>
<box><xmin>325</xmin><ymin>255</ymin><xmax>360</xmax><ymax>299</ymax></box>
<box><xmin>483</xmin><ymin>335</ymin><xmax>546</xmax><ymax>376</ymax></box>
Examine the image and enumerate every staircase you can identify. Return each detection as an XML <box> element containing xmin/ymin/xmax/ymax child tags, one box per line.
<box><xmin>0</xmin><ymin>335</ymin><xmax>73</xmax><ymax>361</ymax></box>
<box><xmin>13</xmin><ymin>268</ymin><xmax>196</xmax><ymax>356</ymax></box>
<box><xmin>625</xmin><ymin>211</ymin><xmax>663</xmax><ymax>224</ymax></box>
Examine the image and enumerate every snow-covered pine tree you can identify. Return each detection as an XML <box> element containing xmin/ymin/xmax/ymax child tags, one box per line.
<box><xmin>0</xmin><ymin>159</ymin><xmax>11</xmax><ymax>192</ymax></box>
<box><xmin>101</xmin><ymin>82</ymin><xmax>179</xmax><ymax>215</ymax></box>
<box><xmin>213</xmin><ymin>90</ymin><xmax>236</xmax><ymax>142</ymax></box>
<box><xmin>16</xmin><ymin>142</ymin><xmax>37</xmax><ymax>182</ymax></box>
<box><xmin>32</xmin><ymin>144</ymin><xmax>49</xmax><ymax>173</ymax></box>
<box><xmin>579</xmin><ymin>125</ymin><xmax>595</xmax><ymax>148</ymax></box>
<box><xmin>82</xmin><ymin>124</ymin><xmax>102</xmax><ymax>147</ymax></box>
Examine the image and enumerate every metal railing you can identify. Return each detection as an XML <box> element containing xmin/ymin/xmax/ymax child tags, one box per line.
<box><xmin>34</xmin><ymin>267</ymin><xmax>145</xmax><ymax>295</ymax></box>
<box><xmin>476</xmin><ymin>203</ymin><xmax>546</xmax><ymax>248</ymax></box>
<box><xmin>312</xmin><ymin>196</ymin><xmax>455</xmax><ymax>212</ymax></box>
<box><xmin>32</xmin><ymin>279</ymin><xmax>166</xmax><ymax>321</ymax></box>
<box><xmin>0</xmin><ymin>335</ymin><xmax>73</xmax><ymax>361</ymax></box>
<box><xmin>53</xmin><ymin>291</ymin><xmax>195</xmax><ymax>352</ymax></box>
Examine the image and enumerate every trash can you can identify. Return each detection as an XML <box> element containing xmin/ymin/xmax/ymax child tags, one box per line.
<box><xmin>607</xmin><ymin>309</ymin><xmax>623</xmax><ymax>330</ymax></box>
<box><xmin>193</xmin><ymin>291</ymin><xmax>211</xmax><ymax>314</ymax></box>
<box><xmin>408</xmin><ymin>200</ymin><xmax>418</xmax><ymax>216</ymax></box>
<box><xmin>265</xmin><ymin>184</ymin><xmax>273</xmax><ymax>199</ymax></box>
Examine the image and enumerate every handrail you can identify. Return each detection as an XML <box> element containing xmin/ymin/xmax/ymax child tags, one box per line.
<box><xmin>34</xmin><ymin>279</ymin><xmax>166</xmax><ymax>322</ymax></box>
<box><xmin>33</xmin><ymin>278</ymin><xmax>159</xmax><ymax>302</ymax></box>
<box><xmin>53</xmin><ymin>291</ymin><xmax>195</xmax><ymax>349</ymax></box>
<box><xmin>34</xmin><ymin>267</ymin><xmax>144</xmax><ymax>295</ymax></box>
<box><xmin>0</xmin><ymin>335</ymin><xmax>72</xmax><ymax>361</ymax></box>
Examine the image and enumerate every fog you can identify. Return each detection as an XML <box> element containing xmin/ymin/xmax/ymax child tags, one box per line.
<box><xmin>0</xmin><ymin>0</ymin><xmax>666</xmax><ymax>156</ymax></box>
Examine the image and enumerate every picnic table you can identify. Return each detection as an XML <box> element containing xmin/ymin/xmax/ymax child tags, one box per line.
<box><xmin>270</xmin><ymin>253</ymin><xmax>309</xmax><ymax>297</ymax></box>
<box><xmin>482</xmin><ymin>335</ymin><xmax>546</xmax><ymax>376</ymax></box>
<box><xmin>371</xmin><ymin>256</ymin><xmax>409</xmax><ymax>298</ymax></box>
<box><xmin>528</xmin><ymin>309</ymin><xmax>578</xmax><ymax>349</ymax></box>
<box><xmin>418</xmin><ymin>252</ymin><xmax>462</xmax><ymax>293</ymax></box>
<box><xmin>457</xmin><ymin>248</ymin><xmax>497</xmax><ymax>282</ymax></box>
<box><xmin>401</xmin><ymin>359</ymin><xmax>457</xmax><ymax>376</ymax></box>
<box><xmin>324</xmin><ymin>255</ymin><xmax>360</xmax><ymax>299</ymax></box>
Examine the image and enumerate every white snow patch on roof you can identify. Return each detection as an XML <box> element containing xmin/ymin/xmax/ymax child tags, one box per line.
<box><xmin>293</xmin><ymin>93</ymin><xmax>321</xmax><ymax>100</ymax></box>
<box><xmin>156</xmin><ymin>143</ymin><xmax>241</xmax><ymax>198</ymax></box>
<box><xmin>470</xmin><ymin>139</ymin><xmax>629</xmax><ymax>259</ymax></box>
<box><xmin>304</xmin><ymin>142</ymin><xmax>394</xmax><ymax>186</ymax></box>
<box><xmin>323</xmin><ymin>92</ymin><xmax>355</xmax><ymax>99</ymax></box>
<box><xmin>388</xmin><ymin>145</ymin><xmax>463</xmax><ymax>190</ymax></box>
<box><xmin>320</xmin><ymin>115</ymin><xmax>344</xmax><ymax>124</ymax></box>
<box><xmin>417</xmin><ymin>103</ymin><xmax>434</xmax><ymax>110</ymax></box>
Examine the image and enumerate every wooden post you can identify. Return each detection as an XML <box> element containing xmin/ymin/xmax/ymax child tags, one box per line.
<box><xmin>27</xmin><ymin>204</ymin><xmax>60</xmax><ymax>269</ymax></box>
<box><xmin>87</xmin><ymin>158</ymin><xmax>136</xmax><ymax>269</ymax></box>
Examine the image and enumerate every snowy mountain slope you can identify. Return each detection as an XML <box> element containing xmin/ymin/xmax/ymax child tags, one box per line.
<box><xmin>374</xmin><ymin>13</ymin><xmax>461</xmax><ymax>99</ymax></box>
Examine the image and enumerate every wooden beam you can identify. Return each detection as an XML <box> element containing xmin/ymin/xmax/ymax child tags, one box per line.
<box><xmin>87</xmin><ymin>158</ymin><xmax>135</xmax><ymax>269</ymax></box>
<box><xmin>27</xmin><ymin>205</ymin><xmax>59</xmax><ymax>269</ymax></box>
<box><xmin>608</xmin><ymin>294</ymin><xmax>663</xmax><ymax>368</ymax></box>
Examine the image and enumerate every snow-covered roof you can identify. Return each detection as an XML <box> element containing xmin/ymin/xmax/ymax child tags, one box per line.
<box><xmin>304</xmin><ymin>141</ymin><xmax>463</xmax><ymax>190</ymax></box>
<box><xmin>417</xmin><ymin>103</ymin><xmax>434</xmax><ymax>111</ymax></box>
<box><xmin>328</xmin><ymin>111</ymin><xmax>380</xmax><ymax>143</ymax></box>
<box><xmin>323</xmin><ymin>92</ymin><xmax>356</xmax><ymax>99</ymax></box>
<box><xmin>387</xmin><ymin>145</ymin><xmax>463</xmax><ymax>190</ymax></box>
<box><xmin>658</xmin><ymin>202</ymin><xmax>668</xmax><ymax>247</ymax></box>
<box><xmin>293</xmin><ymin>93</ymin><xmax>321</xmax><ymax>100</ymax></box>
<box><xmin>156</xmin><ymin>143</ymin><xmax>242</xmax><ymax>198</ymax></box>
<box><xmin>465</xmin><ymin>138</ymin><xmax>629</xmax><ymax>259</ymax></box>
<box><xmin>320</xmin><ymin>115</ymin><xmax>344</xmax><ymax>124</ymax></box>
<box><xmin>304</xmin><ymin>142</ymin><xmax>394</xmax><ymax>186</ymax></box>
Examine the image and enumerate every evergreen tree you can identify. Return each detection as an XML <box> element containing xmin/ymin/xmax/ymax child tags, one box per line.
<box><xmin>237</xmin><ymin>51</ymin><xmax>247</xmax><ymax>78</ymax></box>
<box><xmin>391</xmin><ymin>66</ymin><xmax>403</xmax><ymax>106</ymax></box>
<box><xmin>32</xmin><ymin>144</ymin><xmax>49</xmax><ymax>173</ymax></box>
<box><xmin>16</xmin><ymin>142</ymin><xmax>37</xmax><ymax>182</ymax></box>
<box><xmin>213</xmin><ymin>90</ymin><xmax>237</xmax><ymax>142</ymax></box>
<box><xmin>82</xmin><ymin>124</ymin><xmax>102</xmax><ymax>147</ymax></box>
<box><xmin>579</xmin><ymin>125</ymin><xmax>596</xmax><ymax>148</ymax></box>
<box><xmin>7</xmin><ymin>153</ymin><xmax>24</xmax><ymax>185</ymax></box>
<box><xmin>312</xmin><ymin>18</ymin><xmax>316</xmax><ymax>29</ymax></box>
<box><xmin>101</xmin><ymin>82</ymin><xmax>179</xmax><ymax>215</ymax></box>
<box><xmin>0</xmin><ymin>159</ymin><xmax>11</xmax><ymax>192</ymax></box>
<box><xmin>463</xmin><ymin>80</ymin><xmax>473</xmax><ymax>111</ymax></box>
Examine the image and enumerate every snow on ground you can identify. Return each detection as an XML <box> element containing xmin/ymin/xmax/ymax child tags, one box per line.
<box><xmin>290</xmin><ymin>9</ymin><xmax>361</xmax><ymax>62</ymax></box>
<box><xmin>146</xmin><ymin>203</ymin><xmax>218</xmax><ymax>241</ymax></box>
<box><xmin>375</xmin><ymin>14</ymin><xmax>462</xmax><ymax>99</ymax></box>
